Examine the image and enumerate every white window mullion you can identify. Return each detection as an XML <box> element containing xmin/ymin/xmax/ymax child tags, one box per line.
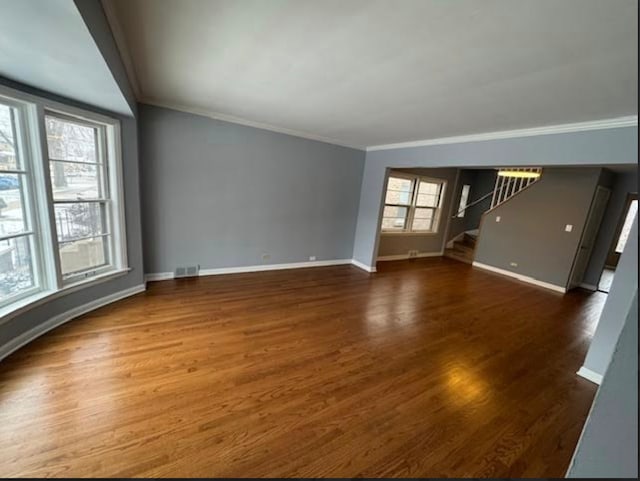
<box><xmin>31</xmin><ymin>103</ymin><xmax>63</xmax><ymax>290</ymax></box>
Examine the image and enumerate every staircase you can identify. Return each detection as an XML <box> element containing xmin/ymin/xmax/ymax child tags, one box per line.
<box><xmin>444</xmin><ymin>231</ymin><xmax>477</xmax><ymax>264</ymax></box>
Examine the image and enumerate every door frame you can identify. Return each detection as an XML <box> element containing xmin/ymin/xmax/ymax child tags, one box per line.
<box><xmin>605</xmin><ymin>193</ymin><xmax>638</xmax><ymax>268</ymax></box>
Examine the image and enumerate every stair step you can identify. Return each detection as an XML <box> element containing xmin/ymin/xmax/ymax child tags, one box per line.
<box><xmin>453</xmin><ymin>241</ymin><xmax>475</xmax><ymax>254</ymax></box>
<box><xmin>444</xmin><ymin>248</ymin><xmax>473</xmax><ymax>264</ymax></box>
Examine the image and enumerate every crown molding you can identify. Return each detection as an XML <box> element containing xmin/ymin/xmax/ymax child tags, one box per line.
<box><xmin>100</xmin><ymin>0</ymin><xmax>142</xmax><ymax>99</ymax></box>
<box><xmin>366</xmin><ymin>116</ymin><xmax>638</xmax><ymax>152</ymax></box>
<box><xmin>139</xmin><ymin>98</ymin><xmax>367</xmax><ymax>151</ymax></box>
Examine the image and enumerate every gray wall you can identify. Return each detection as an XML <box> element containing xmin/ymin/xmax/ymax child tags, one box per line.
<box><xmin>354</xmin><ymin>127</ymin><xmax>638</xmax><ymax>268</ymax></box>
<box><xmin>474</xmin><ymin>168</ymin><xmax>601</xmax><ymax>288</ymax></box>
<box><xmin>139</xmin><ymin>104</ymin><xmax>365</xmax><ymax>274</ymax></box>
<box><xmin>568</xmin><ymin>290</ymin><xmax>638</xmax><ymax>478</ymax></box>
<box><xmin>0</xmin><ymin>1</ymin><xmax>144</xmax><ymax>352</ymax></box>
<box><xmin>583</xmin><ymin>168</ymin><xmax>638</xmax><ymax>287</ymax></box>
<box><xmin>582</xmin><ymin>216</ymin><xmax>638</xmax><ymax>376</ymax></box>
<box><xmin>377</xmin><ymin>168</ymin><xmax>458</xmax><ymax>257</ymax></box>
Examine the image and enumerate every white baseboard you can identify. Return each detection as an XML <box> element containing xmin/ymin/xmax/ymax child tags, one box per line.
<box><xmin>146</xmin><ymin>259</ymin><xmax>355</xmax><ymax>282</ymax></box>
<box><xmin>577</xmin><ymin>366</ymin><xmax>603</xmax><ymax>385</ymax></box>
<box><xmin>472</xmin><ymin>261</ymin><xmax>567</xmax><ymax>293</ymax></box>
<box><xmin>350</xmin><ymin>259</ymin><xmax>377</xmax><ymax>273</ymax></box>
<box><xmin>579</xmin><ymin>282</ymin><xmax>598</xmax><ymax>292</ymax></box>
<box><xmin>377</xmin><ymin>251</ymin><xmax>443</xmax><ymax>261</ymax></box>
<box><xmin>0</xmin><ymin>284</ymin><xmax>146</xmax><ymax>363</ymax></box>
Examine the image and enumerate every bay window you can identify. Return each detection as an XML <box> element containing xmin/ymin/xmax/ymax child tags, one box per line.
<box><xmin>0</xmin><ymin>86</ymin><xmax>127</xmax><ymax>315</ymax></box>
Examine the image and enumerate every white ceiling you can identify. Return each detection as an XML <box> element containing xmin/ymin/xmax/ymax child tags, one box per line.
<box><xmin>0</xmin><ymin>0</ymin><xmax>131</xmax><ymax>115</ymax></box>
<box><xmin>107</xmin><ymin>0</ymin><xmax>637</xmax><ymax>148</ymax></box>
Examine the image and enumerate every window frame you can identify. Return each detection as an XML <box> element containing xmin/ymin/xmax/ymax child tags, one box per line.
<box><xmin>0</xmin><ymin>84</ymin><xmax>128</xmax><ymax>320</ymax></box>
<box><xmin>381</xmin><ymin>172</ymin><xmax>447</xmax><ymax>235</ymax></box>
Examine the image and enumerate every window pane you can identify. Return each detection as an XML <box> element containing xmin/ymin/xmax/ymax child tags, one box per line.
<box><xmin>0</xmin><ymin>235</ymin><xmax>34</xmax><ymax>303</ymax></box>
<box><xmin>54</xmin><ymin>202</ymin><xmax>106</xmax><ymax>241</ymax></box>
<box><xmin>418</xmin><ymin>181</ymin><xmax>439</xmax><ymax>195</ymax></box>
<box><xmin>385</xmin><ymin>189</ymin><xmax>412</xmax><ymax>205</ymax></box>
<box><xmin>412</xmin><ymin>208</ymin><xmax>434</xmax><ymax>231</ymax></box>
<box><xmin>615</xmin><ymin>200</ymin><xmax>638</xmax><ymax>253</ymax></box>
<box><xmin>0</xmin><ymin>173</ymin><xmax>28</xmax><ymax>237</ymax></box>
<box><xmin>59</xmin><ymin>236</ymin><xmax>108</xmax><ymax>276</ymax></box>
<box><xmin>387</xmin><ymin>177</ymin><xmax>413</xmax><ymax>192</ymax></box>
<box><xmin>0</xmin><ymin>104</ymin><xmax>19</xmax><ymax>171</ymax></box>
<box><xmin>50</xmin><ymin>161</ymin><xmax>102</xmax><ymax>200</ymax></box>
<box><xmin>457</xmin><ymin>185</ymin><xmax>471</xmax><ymax>218</ymax></box>
<box><xmin>383</xmin><ymin>206</ymin><xmax>408</xmax><ymax>218</ymax></box>
<box><xmin>382</xmin><ymin>217</ymin><xmax>407</xmax><ymax>230</ymax></box>
<box><xmin>417</xmin><ymin>193</ymin><xmax>439</xmax><ymax>207</ymax></box>
<box><xmin>45</xmin><ymin>116</ymin><xmax>98</xmax><ymax>163</ymax></box>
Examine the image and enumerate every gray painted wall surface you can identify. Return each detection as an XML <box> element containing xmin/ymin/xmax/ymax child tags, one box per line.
<box><xmin>568</xmin><ymin>290</ymin><xmax>638</xmax><ymax>478</ymax></box>
<box><xmin>139</xmin><ymin>104</ymin><xmax>365</xmax><ymax>274</ymax></box>
<box><xmin>354</xmin><ymin>127</ymin><xmax>638</xmax><ymax>268</ymax></box>
<box><xmin>0</xmin><ymin>1</ymin><xmax>144</xmax><ymax>352</ymax></box>
<box><xmin>582</xmin><ymin>216</ymin><xmax>638</xmax><ymax>376</ymax></box>
<box><xmin>474</xmin><ymin>168</ymin><xmax>601</xmax><ymax>287</ymax></box>
<box><xmin>377</xmin><ymin>168</ymin><xmax>457</xmax><ymax>257</ymax></box>
<box><xmin>583</xmin><ymin>168</ymin><xmax>638</xmax><ymax>286</ymax></box>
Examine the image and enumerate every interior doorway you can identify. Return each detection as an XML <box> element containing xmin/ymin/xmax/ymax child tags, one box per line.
<box><xmin>598</xmin><ymin>193</ymin><xmax>638</xmax><ymax>293</ymax></box>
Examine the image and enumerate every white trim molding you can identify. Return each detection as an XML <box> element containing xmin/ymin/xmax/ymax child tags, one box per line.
<box><xmin>351</xmin><ymin>259</ymin><xmax>377</xmax><ymax>273</ymax></box>
<box><xmin>367</xmin><ymin>116</ymin><xmax>638</xmax><ymax>152</ymax></box>
<box><xmin>472</xmin><ymin>261</ymin><xmax>567</xmax><ymax>293</ymax></box>
<box><xmin>579</xmin><ymin>283</ymin><xmax>599</xmax><ymax>292</ymax></box>
<box><xmin>145</xmin><ymin>259</ymin><xmax>355</xmax><ymax>282</ymax></box>
<box><xmin>576</xmin><ymin>366</ymin><xmax>603</xmax><ymax>385</ymax></box>
<box><xmin>0</xmin><ymin>284</ymin><xmax>146</xmax><ymax>363</ymax></box>
<box><xmin>377</xmin><ymin>251</ymin><xmax>443</xmax><ymax>262</ymax></box>
<box><xmin>140</xmin><ymin>99</ymin><xmax>366</xmax><ymax>151</ymax></box>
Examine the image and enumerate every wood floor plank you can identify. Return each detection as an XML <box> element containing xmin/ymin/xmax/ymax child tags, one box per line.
<box><xmin>0</xmin><ymin>258</ymin><xmax>601</xmax><ymax>477</ymax></box>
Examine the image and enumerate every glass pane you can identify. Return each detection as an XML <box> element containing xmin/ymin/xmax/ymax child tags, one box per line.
<box><xmin>59</xmin><ymin>236</ymin><xmax>108</xmax><ymax>276</ymax></box>
<box><xmin>54</xmin><ymin>202</ymin><xmax>106</xmax><ymax>242</ymax></box>
<box><xmin>383</xmin><ymin>206</ymin><xmax>408</xmax><ymax>218</ymax></box>
<box><xmin>50</xmin><ymin>161</ymin><xmax>102</xmax><ymax>200</ymax></box>
<box><xmin>45</xmin><ymin>116</ymin><xmax>98</xmax><ymax>163</ymax></box>
<box><xmin>0</xmin><ymin>235</ymin><xmax>35</xmax><ymax>303</ymax></box>
<box><xmin>381</xmin><ymin>217</ymin><xmax>406</xmax><ymax>230</ymax></box>
<box><xmin>457</xmin><ymin>185</ymin><xmax>471</xmax><ymax>217</ymax></box>
<box><xmin>385</xmin><ymin>189</ymin><xmax>412</xmax><ymax>205</ymax></box>
<box><xmin>417</xmin><ymin>193</ymin><xmax>439</xmax><ymax>207</ymax></box>
<box><xmin>0</xmin><ymin>103</ymin><xmax>19</xmax><ymax>170</ymax></box>
<box><xmin>418</xmin><ymin>181</ymin><xmax>439</xmax><ymax>195</ymax></box>
<box><xmin>615</xmin><ymin>200</ymin><xmax>638</xmax><ymax>253</ymax></box>
<box><xmin>0</xmin><ymin>173</ymin><xmax>28</xmax><ymax>237</ymax></box>
<box><xmin>387</xmin><ymin>177</ymin><xmax>413</xmax><ymax>192</ymax></box>
<box><xmin>412</xmin><ymin>208</ymin><xmax>434</xmax><ymax>231</ymax></box>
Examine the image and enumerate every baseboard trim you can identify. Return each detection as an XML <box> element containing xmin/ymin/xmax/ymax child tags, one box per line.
<box><xmin>146</xmin><ymin>259</ymin><xmax>355</xmax><ymax>282</ymax></box>
<box><xmin>472</xmin><ymin>261</ymin><xmax>567</xmax><ymax>293</ymax></box>
<box><xmin>377</xmin><ymin>251</ymin><xmax>443</xmax><ymax>261</ymax></box>
<box><xmin>0</xmin><ymin>284</ymin><xmax>146</xmax><ymax>363</ymax></box>
<box><xmin>577</xmin><ymin>366</ymin><xmax>603</xmax><ymax>385</ymax></box>
<box><xmin>351</xmin><ymin>259</ymin><xmax>377</xmax><ymax>273</ymax></box>
<box><xmin>579</xmin><ymin>282</ymin><xmax>598</xmax><ymax>292</ymax></box>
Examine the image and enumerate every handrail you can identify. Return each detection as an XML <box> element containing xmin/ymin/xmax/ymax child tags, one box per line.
<box><xmin>451</xmin><ymin>190</ymin><xmax>495</xmax><ymax>218</ymax></box>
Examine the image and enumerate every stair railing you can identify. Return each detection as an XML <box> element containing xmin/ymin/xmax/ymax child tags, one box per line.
<box><xmin>451</xmin><ymin>190</ymin><xmax>495</xmax><ymax>219</ymax></box>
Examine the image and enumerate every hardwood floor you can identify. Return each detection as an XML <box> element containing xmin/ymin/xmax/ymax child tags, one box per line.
<box><xmin>0</xmin><ymin>258</ymin><xmax>603</xmax><ymax>477</ymax></box>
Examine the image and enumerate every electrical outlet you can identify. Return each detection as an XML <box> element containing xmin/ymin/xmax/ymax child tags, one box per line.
<box><xmin>509</xmin><ymin>261</ymin><xmax>518</xmax><ymax>267</ymax></box>
<box><xmin>496</xmin><ymin>216</ymin><xmax>501</xmax><ymax>222</ymax></box>
<box><xmin>262</xmin><ymin>253</ymin><xmax>271</xmax><ymax>261</ymax></box>
<box><xmin>309</xmin><ymin>256</ymin><xmax>316</xmax><ymax>261</ymax></box>
<box><xmin>408</xmin><ymin>250</ymin><xmax>418</xmax><ymax>258</ymax></box>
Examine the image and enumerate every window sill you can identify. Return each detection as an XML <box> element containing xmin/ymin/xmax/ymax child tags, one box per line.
<box><xmin>380</xmin><ymin>231</ymin><xmax>439</xmax><ymax>236</ymax></box>
<box><xmin>0</xmin><ymin>267</ymin><xmax>131</xmax><ymax>326</ymax></box>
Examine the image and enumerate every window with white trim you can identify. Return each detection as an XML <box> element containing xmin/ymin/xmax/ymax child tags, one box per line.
<box><xmin>381</xmin><ymin>174</ymin><xmax>446</xmax><ymax>233</ymax></box>
<box><xmin>0</xmin><ymin>87</ymin><xmax>127</xmax><ymax>313</ymax></box>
